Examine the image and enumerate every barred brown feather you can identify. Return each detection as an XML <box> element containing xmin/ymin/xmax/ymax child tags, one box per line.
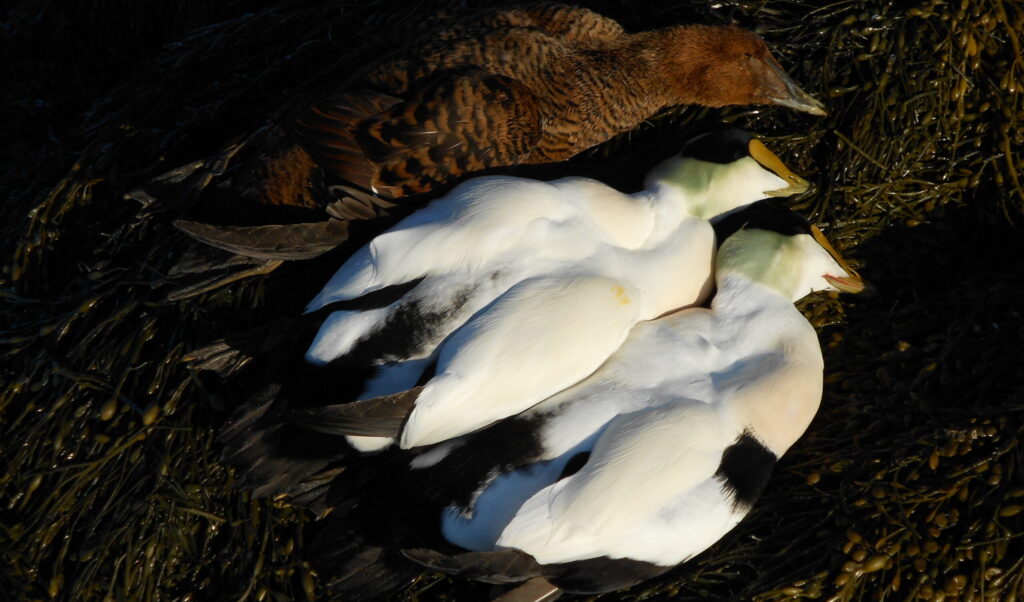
<box><xmin>158</xmin><ymin>3</ymin><xmax>822</xmax><ymax>271</ymax></box>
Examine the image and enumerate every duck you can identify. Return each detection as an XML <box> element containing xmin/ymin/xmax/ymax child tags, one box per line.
<box><xmin>292</xmin><ymin>128</ymin><xmax>811</xmax><ymax>451</ymax></box>
<box><xmin>352</xmin><ymin>202</ymin><xmax>866</xmax><ymax>596</ymax></box>
<box><xmin>137</xmin><ymin>3</ymin><xmax>826</xmax><ymax>273</ymax></box>
<box><xmin>216</xmin><ymin>127</ymin><xmax>810</xmax><ymax>503</ymax></box>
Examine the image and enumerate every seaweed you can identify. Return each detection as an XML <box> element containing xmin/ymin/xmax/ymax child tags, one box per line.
<box><xmin>2</xmin><ymin>0</ymin><xmax>1022</xmax><ymax>600</ymax></box>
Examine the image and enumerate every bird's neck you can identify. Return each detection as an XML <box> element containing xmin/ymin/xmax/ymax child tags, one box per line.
<box><xmin>711</xmin><ymin>272</ymin><xmax>824</xmax><ymax>456</ymax></box>
<box><xmin>629</xmin><ymin>186</ymin><xmax>692</xmax><ymax>242</ymax></box>
<box><xmin>622</xmin><ymin>26</ymin><xmax>723</xmax><ymax>107</ymax></box>
<box><xmin>712</xmin><ymin>272</ymin><xmax>796</xmax><ymax>317</ymax></box>
<box><xmin>571</xmin><ymin>27</ymin><xmax>714</xmax><ymax>127</ymax></box>
<box><xmin>643</xmin><ymin>158</ymin><xmax>767</xmax><ymax>221</ymax></box>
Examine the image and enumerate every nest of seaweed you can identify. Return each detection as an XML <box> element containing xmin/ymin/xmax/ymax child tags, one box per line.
<box><xmin>2</xmin><ymin>0</ymin><xmax>1022</xmax><ymax>600</ymax></box>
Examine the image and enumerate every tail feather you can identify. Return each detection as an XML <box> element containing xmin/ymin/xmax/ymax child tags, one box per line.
<box><xmin>182</xmin><ymin>316</ymin><xmax>307</xmax><ymax>377</ymax></box>
<box><xmin>324</xmin><ymin>549</ymin><xmax>422</xmax><ymax>601</ymax></box>
<box><xmin>125</xmin><ymin>131</ymin><xmax>251</xmax><ymax>211</ymax></box>
<box><xmin>402</xmin><ymin>548</ymin><xmax>544</xmax><ymax>584</ymax></box>
<box><xmin>172</xmin><ymin>218</ymin><xmax>350</xmax><ymax>260</ymax></box>
<box><xmin>288</xmin><ymin>386</ymin><xmax>422</xmax><ymax>437</ymax></box>
<box><xmin>494</xmin><ymin>577</ymin><xmax>563</xmax><ymax>602</ymax></box>
<box><xmin>163</xmin><ymin>249</ymin><xmax>282</xmax><ymax>302</ymax></box>
<box><xmin>166</xmin><ymin>239</ymin><xmax>278</xmax><ymax>277</ymax></box>
<box><xmin>218</xmin><ymin>384</ymin><xmax>351</xmax><ymax>513</ymax></box>
<box><xmin>325</xmin><ymin>184</ymin><xmax>399</xmax><ymax>221</ymax></box>
<box><xmin>311</xmin><ymin>525</ymin><xmax>423</xmax><ymax>601</ymax></box>
<box><xmin>125</xmin><ymin>159</ymin><xmax>209</xmax><ymax>209</ymax></box>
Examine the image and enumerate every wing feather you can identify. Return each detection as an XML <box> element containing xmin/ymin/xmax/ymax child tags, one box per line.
<box><xmin>296</xmin><ymin>69</ymin><xmax>541</xmax><ymax>199</ymax></box>
<box><xmin>399</xmin><ymin>275</ymin><xmax>645</xmax><ymax>448</ymax></box>
<box><xmin>497</xmin><ymin>403</ymin><xmax>741</xmax><ymax>565</ymax></box>
<box><xmin>305</xmin><ymin>175</ymin><xmax>567</xmax><ymax>311</ymax></box>
<box><xmin>288</xmin><ymin>386</ymin><xmax>423</xmax><ymax>438</ymax></box>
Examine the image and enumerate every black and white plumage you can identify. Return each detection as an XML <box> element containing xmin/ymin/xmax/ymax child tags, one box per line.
<box><xmin>220</xmin><ymin>203</ymin><xmax>866</xmax><ymax>597</ymax></box>
<box><xmin>351</xmin><ymin>203</ymin><xmax>866</xmax><ymax>594</ymax></box>
<box><xmin>298</xmin><ymin>128</ymin><xmax>811</xmax><ymax>450</ymax></box>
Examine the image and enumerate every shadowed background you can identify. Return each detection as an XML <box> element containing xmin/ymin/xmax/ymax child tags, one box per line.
<box><xmin>2</xmin><ymin>0</ymin><xmax>1022</xmax><ymax>600</ymax></box>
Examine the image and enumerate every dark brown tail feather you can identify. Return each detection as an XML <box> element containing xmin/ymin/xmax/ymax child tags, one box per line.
<box><xmin>163</xmin><ymin>242</ymin><xmax>282</xmax><ymax>302</ymax></box>
<box><xmin>402</xmin><ymin>548</ymin><xmax>545</xmax><ymax>584</ymax></box>
<box><xmin>126</xmin><ymin>129</ymin><xmax>247</xmax><ymax>209</ymax></box>
<box><xmin>311</xmin><ymin>524</ymin><xmax>425</xmax><ymax>601</ymax></box>
<box><xmin>288</xmin><ymin>385</ymin><xmax>422</xmax><ymax>437</ymax></box>
<box><xmin>168</xmin><ymin>180</ymin><xmax>400</xmax><ymax>265</ymax></box>
<box><xmin>218</xmin><ymin>384</ymin><xmax>351</xmax><ymax>514</ymax></box>
<box><xmin>182</xmin><ymin>316</ymin><xmax>306</xmax><ymax>377</ymax></box>
<box><xmin>173</xmin><ymin>217</ymin><xmax>350</xmax><ymax>260</ymax></box>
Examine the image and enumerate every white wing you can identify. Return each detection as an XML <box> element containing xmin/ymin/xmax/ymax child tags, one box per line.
<box><xmin>528</xmin><ymin>310</ymin><xmax>718</xmax><ymax>458</ymax></box>
<box><xmin>306</xmin><ymin>177</ymin><xmax>576</xmax><ymax>311</ymax></box>
<box><xmin>496</xmin><ymin>402</ymin><xmax>745</xmax><ymax>565</ymax></box>
<box><xmin>305</xmin><ymin>174</ymin><xmax>655</xmax><ymax>312</ymax></box>
<box><xmin>399</xmin><ymin>274</ymin><xmax>647</xmax><ymax>448</ymax></box>
<box><xmin>439</xmin><ymin>310</ymin><xmax>717</xmax><ymax>550</ymax></box>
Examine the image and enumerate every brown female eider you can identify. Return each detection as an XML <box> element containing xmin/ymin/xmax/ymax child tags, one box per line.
<box><xmin>149</xmin><ymin>4</ymin><xmax>824</xmax><ymax>267</ymax></box>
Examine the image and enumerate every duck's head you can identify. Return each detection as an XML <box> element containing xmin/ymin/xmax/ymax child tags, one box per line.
<box><xmin>664</xmin><ymin>25</ymin><xmax>826</xmax><ymax>116</ymax></box>
<box><xmin>713</xmin><ymin>202</ymin><xmax>867</xmax><ymax>301</ymax></box>
<box><xmin>646</xmin><ymin>128</ymin><xmax>810</xmax><ymax>219</ymax></box>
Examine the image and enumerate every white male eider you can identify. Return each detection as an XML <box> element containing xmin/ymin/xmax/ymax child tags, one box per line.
<box><xmin>296</xmin><ymin>128</ymin><xmax>810</xmax><ymax>450</ymax></box>
<box><xmin>379</xmin><ymin>203</ymin><xmax>868</xmax><ymax>595</ymax></box>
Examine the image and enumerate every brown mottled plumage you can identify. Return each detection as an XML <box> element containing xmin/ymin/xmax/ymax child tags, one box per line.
<box><xmin>147</xmin><ymin>3</ymin><xmax>824</xmax><ymax>271</ymax></box>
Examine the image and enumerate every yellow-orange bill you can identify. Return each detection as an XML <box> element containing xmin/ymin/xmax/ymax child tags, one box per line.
<box><xmin>749</xmin><ymin>139</ymin><xmax>810</xmax><ymax>196</ymax></box>
<box><xmin>811</xmin><ymin>225</ymin><xmax>867</xmax><ymax>294</ymax></box>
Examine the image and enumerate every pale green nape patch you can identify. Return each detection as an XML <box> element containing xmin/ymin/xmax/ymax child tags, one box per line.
<box><xmin>647</xmin><ymin>156</ymin><xmax>718</xmax><ymax>197</ymax></box>
<box><xmin>716</xmin><ymin>229</ymin><xmax>804</xmax><ymax>298</ymax></box>
<box><xmin>645</xmin><ymin>156</ymin><xmax>767</xmax><ymax>219</ymax></box>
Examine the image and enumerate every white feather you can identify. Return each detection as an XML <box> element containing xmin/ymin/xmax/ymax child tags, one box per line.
<box><xmin>303</xmin><ymin>144</ymin><xmax>794</xmax><ymax>446</ymax></box>
<box><xmin>400</xmin><ymin>275</ymin><xmax>648</xmax><ymax>448</ymax></box>
<box><xmin>440</xmin><ymin>224</ymin><xmax>857</xmax><ymax>566</ymax></box>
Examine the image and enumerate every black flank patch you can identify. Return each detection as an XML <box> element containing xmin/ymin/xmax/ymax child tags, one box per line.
<box><xmin>426</xmin><ymin>414</ymin><xmax>546</xmax><ymax>510</ymax></box>
<box><xmin>336</xmin><ymin>284</ymin><xmax>476</xmax><ymax>365</ymax></box>
<box><xmin>679</xmin><ymin>127</ymin><xmax>752</xmax><ymax>164</ymax></box>
<box><xmin>558</xmin><ymin>452</ymin><xmax>590</xmax><ymax>480</ymax></box>
<box><xmin>279</xmin><ymin>356</ymin><xmax>379</xmax><ymax>409</ymax></box>
<box><xmin>713</xmin><ymin>430</ymin><xmax>777</xmax><ymax>511</ymax></box>
<box><xmin>712</xmin><ymin>201</ymin><xmax>812</xmax><ymax>247</ymax></box>
<box><xmin>546</xmin><ymin>556</ymin><xmax>671</xmax><ymax>594</ymax></box>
